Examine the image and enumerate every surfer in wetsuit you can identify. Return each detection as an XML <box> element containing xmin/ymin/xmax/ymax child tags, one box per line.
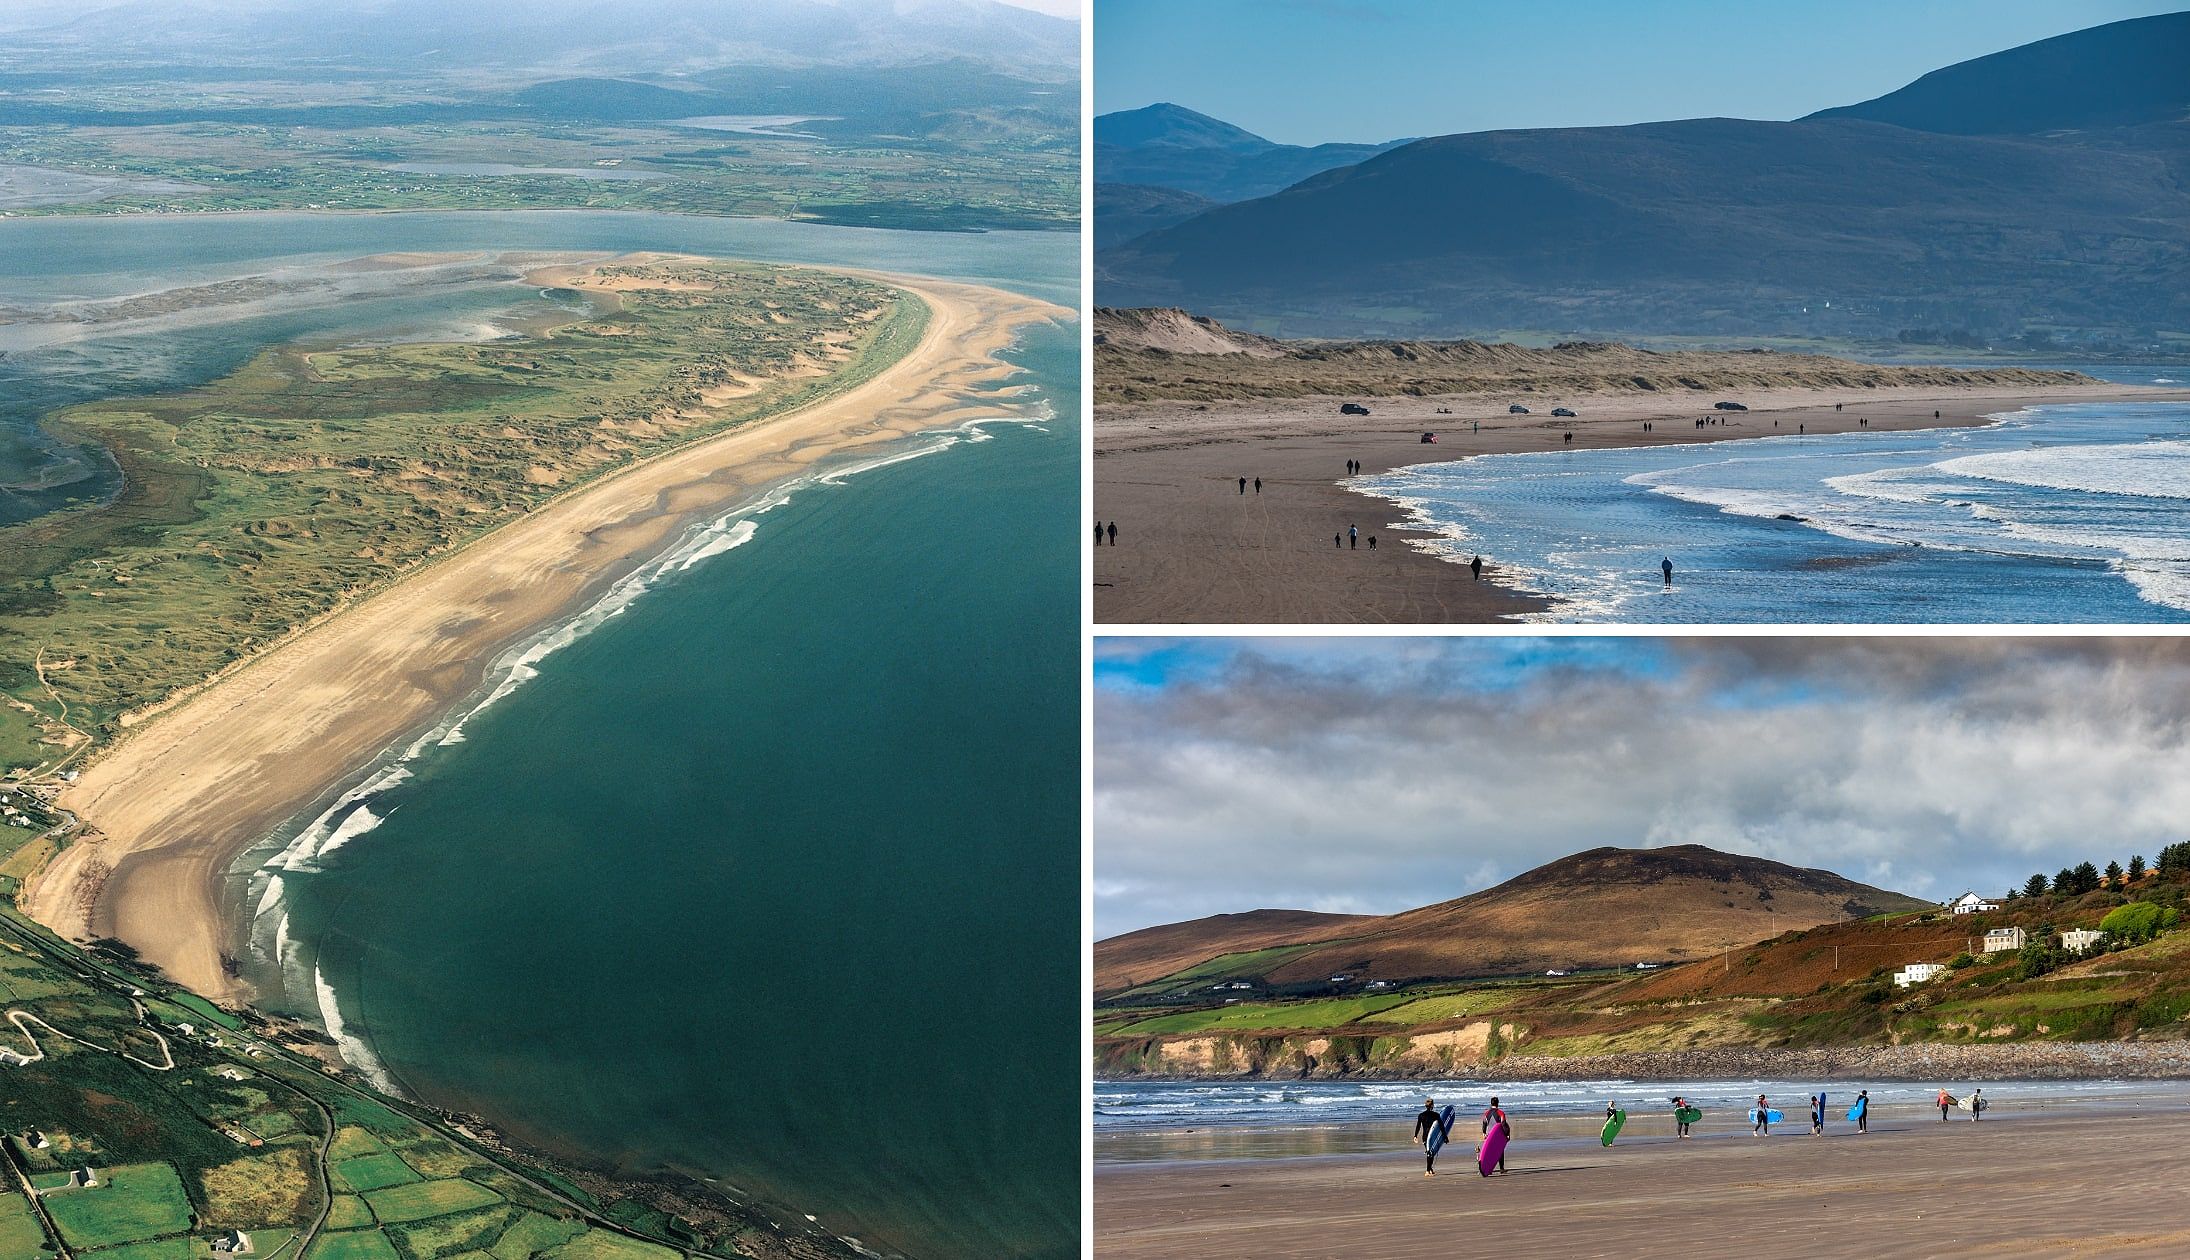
<box><xmin>1969</xmin><ymin>1088</ymin><xmax>1984</xmax><ymax>1121</ymax></box>
<box><xmin>1753</xmin><ymin>1094</ymin><xmax>1771</xmax><ymax>1137</ymax></box>
<box><xmin>1671</xmin><ymin>1096</ymin><xmax>1692</xmax><ymax>1140</ymax></box>
<box><xmin>1855</xmin><ymin>1089</ymin><xmax>1870</xmax><ymax>1134</ymax></box>
<box><xmin>1939</xmin><ymin>1089</ymin><xmax>1953</xmax><ymax>1122</ymax></box>
<box><xmin>1414</xmin><ymin>1099</ymin><xmax>1443</xmax><ymax>1176</ymax></box>
<box><xmin>1810</xmin><ymin>1095</ymin><xmax>1824</xmax><ymax>1136</ymax></box>
<box><xmin>1481</xmin><ymin>1098</ymin><xmax>1509</xmax><ymax>1173</ymax></box>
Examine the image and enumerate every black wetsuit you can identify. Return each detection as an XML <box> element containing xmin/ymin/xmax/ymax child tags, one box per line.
<box><xmin>1482</xmin><ymin>1108</ymin><xmax>1508</xmax><ymax>1172</ymax></box>
<box><xmin>1415</xmin><ymin>1107</ymin><xmax>1443</xmax><ymax>1171</ymax></box>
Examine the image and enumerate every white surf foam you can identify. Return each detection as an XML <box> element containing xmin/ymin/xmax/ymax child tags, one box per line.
<box><xmin>315</xmin><ymin>961</ymin><xmax>400</xmax><ymax>1095</ymax></box>
<box><xmin>1931</xmin><ymin>441</ymin><xmax>2190</xmax><ymax>501</ymax></box>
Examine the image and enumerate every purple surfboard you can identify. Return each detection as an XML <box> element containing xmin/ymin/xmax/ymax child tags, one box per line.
<box><xmin>1477</xmin><ymin>1119</ymin><xmax>1509</xmax><ymax>1176</ymax></box>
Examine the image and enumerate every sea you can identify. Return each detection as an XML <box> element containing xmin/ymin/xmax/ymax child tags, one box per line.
<box><xmin>1357</xmin><ymin>370</ymin><xmax>2190</xmax><ymax>623</ymax></box>
<box><xmin>0</xmin><ymin>211</ymin><xmax>1079</xmax><ymax>1260</ymax></box>
<box><xmin>1094</xmin><ymin>1076</ymin><xmax>2183</xmax><ymax>1163</ymax></box>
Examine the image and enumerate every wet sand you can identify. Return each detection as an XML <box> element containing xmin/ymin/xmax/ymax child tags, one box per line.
<box><xmin>1092</xmin><ymin>383</ymin><xmax>2183</xmax><ymax>624</ymax></box>
<box><xmin>28</xmin><ymin>260</ymin><xmax>1066</xmax><ymax>1003</ymax></box>
<box><xmin>1097</xmin><ymin>1108</ymin><xmax>2190</xmax><ymax>1257</ymax></box>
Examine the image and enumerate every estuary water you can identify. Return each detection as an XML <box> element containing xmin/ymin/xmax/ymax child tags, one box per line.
<box><xmin>0</xmin><ymin>212</ymin><xmax>1079</xmax><ymax>1259</ymax></box>
<box><xmin>1358</xmin><ymin>394</ymin><xmax>2190</xmax><ymax>623</ymax></box>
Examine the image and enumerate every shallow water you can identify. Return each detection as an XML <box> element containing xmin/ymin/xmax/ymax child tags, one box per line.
<box><xmin>1359</xmin><ymin>399</ymin><xmax>2190</xmax><ymax>622</ymax></box>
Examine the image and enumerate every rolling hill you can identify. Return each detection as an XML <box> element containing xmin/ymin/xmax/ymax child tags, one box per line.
<box><xmin>1096</xmin><ymin>845</ymin><xmax>1931</xmax><ymax>998</ymax></box>
<box><xmin>1096</xmin><ymin>15</ymin><xmax>2190</xmax><ymax>342</ymax></box>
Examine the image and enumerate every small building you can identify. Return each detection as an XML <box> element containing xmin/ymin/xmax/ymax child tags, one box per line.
<box><xmin>1981</xmin><ymin>926</ymin><xmax>2027</xmax><ymax>954</ymax></box>
<box><xmin>1328</xmin><ymin>974</ymin><xmax>1351</xmax><ymax>984</ymax></box>
<box><xmin>1545</xmin><ymin>969</ymin><xmax>1568</xmax><ymax>977</ymax></box>
<box><xmin>0</xmin><ymin>1050</ymin><xmax>31</xmax><ymax>1068</ymax></box>
<box><xmin>1365</xmin><ymin>979</ymin><xmax>1393</xmax><ymax>990</ymax></box>
<box><xmin>75</xmin><ymin>1167</ymin><xmax>97</xmax><ymax>1188</ymax></box>
<box><xmin>1894</xmin><ymin>963</ymin><xmax>1947</xmax><ymax>988</ymax></box>
<box><xmin>215</xmin><ymin>1229</ymin><xmax>255</xmax><ymax>1254</ymax></box>
<box><xmin>1948</xmin><ymin>892</ymin><xmax>2001</xmax><ymax>915</ymax></box>
<box><xmin>2061</xmin><ymin>928</ymin><xmax>2107</xmax><ymax>955</ymax></box>
<box><xmin>23</xmin><ymin>1129</ymin><xmax>48</xmax><ymax>1149</ymax></box>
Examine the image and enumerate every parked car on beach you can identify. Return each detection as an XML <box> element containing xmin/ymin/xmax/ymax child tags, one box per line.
<box><xmin>1340</xmin><ymin>402</ymin><xmax>1370</xmax><ymax>415</ymax></box>
<box><xmin>1714</xmin><ymin>400</ymin><xmax>1749</xmax><ymax>411</ymax></box>
<box><xmin>1551</xmin><ymin>407</ymin><xmax>1576</xmax><ymax>417</ymax></box>
<box><xmin>1509</xmin><ymin>404</ymin><xmax>1530</xmax><ymax>414</ymax></box>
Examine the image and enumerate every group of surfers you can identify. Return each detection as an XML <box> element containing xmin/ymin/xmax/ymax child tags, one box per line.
<box><xmin>1412</xmin><ymin>1087</ymin><xmax>1990</xmax><ymax>1175</ymax></box>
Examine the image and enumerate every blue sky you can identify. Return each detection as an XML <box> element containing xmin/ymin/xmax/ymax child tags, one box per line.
<box><xmin>1093</xmin><ymin>637</ymin><xmax>2190</xmax><ymax>938</ymax></box>
<box><xmin>1095</xmin><ymin>1</ymin><xmax>2188</xmax><ymax>144</ymax></box>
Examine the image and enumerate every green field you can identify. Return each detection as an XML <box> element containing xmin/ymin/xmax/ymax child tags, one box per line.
<box><xmin>1360</xmin><ymin>991</ymin><xmax>1517</xmax><ymax>1024</ymax></box>
<box><xmin>308</xmin><ymin>1231</ymin><xmax>403</xmax><ymax>1260</ymax></box>
<box><xmin>39</xmin><ymin>1162</ymin><xmax>194</xmax><ymax>1249</ymax></box>
<box><xmin>331</xmin><ymin>1152</ymin><xmax>422</xmax><ymax>1194</ymax></box>
<box><xmin>0</xmin><ymin>259</ymin><xmax>927</xmax><ymax>773</ymax></box>
<box><xmin>0</xmin><ymin>1191</ymin><xmax>51</xmax><ymax>1257</ymax></box>
<box><xmin>363</xmin><ymin>1178</ymin><xmax>503</xmax><ymax>1224</ymax></box>
<box><xmin>1110</xmin><ymin>993</ymin><xmax>1419</xmax><ymax>1036</ymax></box>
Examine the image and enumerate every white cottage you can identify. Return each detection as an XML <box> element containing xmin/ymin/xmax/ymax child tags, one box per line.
<box><xmin>1981</xmin><ymin>926</ymin><xmax>2027</xmax><ymax>953</ymax></box>
<box><xmin>1949</xmin><ymin>892</ymin><xmax>2001</xmax><ymax>915</ymax></box>
<box><xmin>2061</xmin><ymin>928</ymin><xmax>2107</xmax><ymax>954</ymax></box>
<box><xmin>1893</xmin><ymin>962</ymin><xmax>1947</xmax><ymax>988</ymax></box>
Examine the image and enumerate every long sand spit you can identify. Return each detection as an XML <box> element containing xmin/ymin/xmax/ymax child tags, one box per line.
<box><xmin>1097</xmin><ymin>1107</ymin><xmax>2190</xmax><ymax>1258</ymax></box>
<box><xmin>27</xmin><ymin>256</ymin><xmax>1067</xmax><ymax>1004</ymax></box>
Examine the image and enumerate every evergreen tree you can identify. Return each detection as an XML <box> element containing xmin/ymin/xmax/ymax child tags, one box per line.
<box><xmin>2053</xmin><ymin>867</ymin><xmax>2078</xmax><ymax>894</ymax></box>
<box><xmin>2024</xmin><ymin>873</ymin><xmax>2050</xmax><ymax>899</ymax></box>
<box><xmin>2073</xmin><ymin>861</ymin><xmax>2102</xmax><ymax>894</ymax></box>
<box><xmin>2106</xmin><ymin>860</ymin><xmax>2124</xmax><ymax>888</ymax></box>
<box><xmin>2129</xmin><ymin>855</ymin><xmax>2147</xmax><ymax>881</ymax></box>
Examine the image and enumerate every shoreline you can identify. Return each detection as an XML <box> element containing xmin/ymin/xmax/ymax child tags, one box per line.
<box><xmin>1096</xmin><ymin>1108</ymin><xmax>2190</xmax><ymax>1257</ymax></box>
<box><xmin>25</xmin><ymin>256</ymin><xmax>1068</xmax><ymax>1005</ymax></box>
<box><xmin>1092</xmin><ymin>382</ymin><xmax>2189</xmax><ymax>623</ymax></box>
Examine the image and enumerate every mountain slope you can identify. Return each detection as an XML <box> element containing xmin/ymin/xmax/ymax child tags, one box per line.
<box><xmin>1099</xmin><ymin>113</ymin><xmax>2190</xmax><ymax>339</ymax></box>
<box><xmin>1094</xmin><ymin>183</ymin><xmax>1220</xmax><ymax>249</ymax></box>
<box><xmin>1807</xmin><ymin>11</ymin><xmax>2190</xmax><ymax>134</ymax></box>
<box><xmin>1094</xmin><ymin>102</ymin><xmax>1410</xmax><ymax>202</ymax></box>
<box><xmin>1097</xmin><ymin>846</ymin><xmax>1931</xmax><ymax>997</ymax></box>
<box><xmin>1095</xmin><ymin>909</ymin><xmax>1374</xmax><ymax>995</ymax></box>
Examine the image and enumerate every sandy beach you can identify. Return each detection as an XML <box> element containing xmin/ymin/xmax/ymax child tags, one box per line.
<box><xmin>26</xmin><ymin>259</ymin><xmax>1066</xmax><ymax>1003</ymax></box>
<box><xmin>1097</xmin><ymin>1107</ymin><xmax>2190</xmax><ymax>1258</ymax></box>
<box><xmin>1092</xmin><ymin>383</ymin><xmax>2185</xmax><ymax>624</ymax></box>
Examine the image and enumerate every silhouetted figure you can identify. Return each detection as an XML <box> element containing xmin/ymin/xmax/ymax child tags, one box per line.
<box><xmin>1348</xmin><ymin>525</ymin><xmax>1358</xmax><ymax>550</ymax></box>
<box><xmin>1368</xmin><ymin>536</ymin><xmax>1377</xmax><ymax>550</ymax></box>
<box><xmin>1105</xmin><ymin>521</ymin><xmax>1116</xmax><ymax>546</ymax></box>
<box><xmin>1238</xmin><ymin>476</ymin><xmax>1246</xmax><ymax>495</ymax></box>
<box><xmin>1253</xmin><ymin>477</ymin><xmax>1262</xmax><ymax>494</ymax></box>
<box><xmin>1094</xmin><ymin>520</ymin><xmax>1103</xmax><ymax>548</ymax></box>
<box><xmin>1334</xmin><ymin>532</ymin><xmax>1342</xmax><ymax>549</ymax></box>
<box><xmin>1661</xmin><ymin>557</ymin><xmax>1674</xmax><ymax>587</ymax></box>
<box><xmin>1471</xmin><ymin>555</ymin><xmax>1483</xmax><ymax>580</ymax></box>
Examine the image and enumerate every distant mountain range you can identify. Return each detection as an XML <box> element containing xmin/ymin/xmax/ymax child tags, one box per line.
<box><xmin>1094</xmin><ymin>102</ymin><xmax>1411</xmax><ymax>203</ymax></box>
<box><xmin>1095</xmin><ymin>844</ymin><xmax>1932</xmax><ymax>998</ymax></box>
<box><xmin>1095</xmin><ymin>12</ymin><xmax>2190</xmax><ymax>343</ymax></box>
<box><xmin>0</xmin><ymin>0</ymin><xmax>1077</xmax><ymax>74</ymax></box>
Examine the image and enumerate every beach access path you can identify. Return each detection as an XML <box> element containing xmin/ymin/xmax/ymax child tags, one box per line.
<box><xmin>28</xmin><ymin>260</ymin><xmax>1066</xmax><ymax>1005</ymax></box>
<box><xmin>1097</xmin><ymin>1106</ymin><xmax>2190</xmax><ymax>1258</ymax></box>
<box><xmin>1092</xmin><ymin>383</ymin><xmax>2185</xmax><ymax>624</ymax></box>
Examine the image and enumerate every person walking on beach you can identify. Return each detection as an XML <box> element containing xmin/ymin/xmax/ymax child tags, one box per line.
<box><xmin>1368</xmin><ymin>536</ymin><xmax>1377</xmax><ymax>550</ymax></box>
<box><xmin>1753</xmin><ymin>1095</ymin><xmax>1771</xmax><ymax>1137</ymax></box>
<box><xmin>1253</xmin><ymin>477</ymin><xmax>1262</xmax><ymax>494</ymax></box>
<box><xmin>1238</xmin><ymin>476</ymin><xmax>1247</xmax><ymax>495</ymax></box>
<box><xmin>1671</xmin><ymin>1096</ymin><xmax>1693</xmax><ymax>1140</ymax></box>
<box><xmin>1939</xmin><ymin>1089</ymin><xmax>1953</xmax><ymax>1122</ymax></box>
<box><xmin>1969</xmin><ymin>1088</ymin><xmax>1984</xmax><ymax>1122</ymax></box>
<box><xmin>1094</xmin><ymin>519</ymin><xmax>1104</xmax><ymax>548</ymax></box>
<box><xmin>1334</xmin><ymin>532</ymin><xmax>1342</xmax><ymax>549</ymax></box>
<box><xmin>1105</xmin><ymin>521</ymin><xmax>1117</xmax><ymax>547</ymax></box>
<box><xmin>1349</xmin><ymin>525</ymin><xmax>1358</xmax><ymax>550</ymax></box>
<box><xmin>1471</xmin><ymin>554</ymin><xmax>1483</xmax><ymax>581</ymax></box>
<box><xmin>1854</xmin><ymin>1089</ymin><xmax>1870</xmax><ymax>1134</ymax></box>
<box><xmin>1415</xmin><ymin>1099</ymin><xmax>1444</xmax><ymax>1176</ymax></box>
<box><xmin>1481</xmin><ymin>1098</ymin><xmax>1510</xmax><ymax>1173</ymax></box>
<box><xmin>1810</xmin><ymin>1095</ymin><xmax>1824</xmax><ymax>1136</ymax></box>
<box><xmin>1661</xmin><ymin>557</ymin><xmax>1674</xmax><ymax>587</ymax></box>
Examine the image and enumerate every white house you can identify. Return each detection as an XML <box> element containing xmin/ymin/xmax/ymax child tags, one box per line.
<box><xmin>1893</xmin><ymin>962</ymin><xmax>1947</xmax><ymax>988</ymax></box>
<box><xmin>1981</xmin><ymin>926</ymin><xmax>2027</xmax><ymax>954</ymax></box>
<box><xmin>1949</xmin><ymin>892</ymin><xmax>2001</xmax><ymax>915</ymax></box>
<box><xmin>2061</xmin><ymin>929</ymin><xmax>2107</xmax><ymax>954</ymax></box>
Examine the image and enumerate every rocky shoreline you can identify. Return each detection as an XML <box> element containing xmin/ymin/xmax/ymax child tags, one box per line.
<box><xmin>1106</xmin><ymin>1039</ymin><xmax>2190</xmax><ymax>1083</ymax></box>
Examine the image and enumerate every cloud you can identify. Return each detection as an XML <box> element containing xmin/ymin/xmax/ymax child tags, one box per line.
<box><xmin>1094</xmin><ymin>637</ymin><xmax>2190</xmax><ymax>939</ymax></box>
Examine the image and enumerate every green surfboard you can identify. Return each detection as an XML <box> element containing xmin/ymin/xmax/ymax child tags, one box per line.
<box><xmin>1601</xmin><ymin>1109</ymin><xmax>1626</xmax><ymax>1146</ymax></box>
<box><xmin>1675</xmin><ymin>1106</ymin><xmax>1702</xmax><ymax>1125</ymax></box>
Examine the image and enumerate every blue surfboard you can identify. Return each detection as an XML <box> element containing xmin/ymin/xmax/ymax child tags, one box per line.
<box><xmin>1426</xmin><ymin>1104</ymin><xmax>1457</xmax><ymax>1156</ymax></box>
<box><xmin>1748</xmin><ymin>1108</ymin><xmax>1784</xmax><ymax>1124</ymax></box>
<box><xmin>1846</xmin><ymin>1096</ymin><xmax>1866</xmax><ymax>1122</ymax></box>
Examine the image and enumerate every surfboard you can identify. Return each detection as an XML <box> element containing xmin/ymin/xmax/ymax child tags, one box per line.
<box><xmin>1478</xmin><ymin>1118</ymin><xmax>1509</xmax><ymax>1176</ymax></box>
<box><xmin>1748</xmin><ymin>1108</ymin><xmax>1784</xmax><ymax>1125</ymax></box>
<box><xmin>1600</xmin><ymin>1109</ymin><xmax>1626</xmax><ymax>1146</ymax></box>
<box><xmin>1958</xmin><ymin>1095</ymin><xmax>1984</xmax><ymax>1113</ymax></box>
<box><xmin>1846</xmin><ymin>1096</ymin><xmax>1866</xmax><ymax>1122</ymax></box>
<box><xmin>1675</xmin><ymin>1106</ymin><xmax>1702</xmax><ymax>1125</ymax></box>
<box><xmin>1426</xmin><ymin>1104</ymin><xmax>1457</xmax><ymax>1156</ymax></box>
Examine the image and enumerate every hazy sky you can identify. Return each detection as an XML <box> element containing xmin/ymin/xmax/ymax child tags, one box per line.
<box><xmin>1095</xmin><ymin>0</ymin><xmax>2188</xmax><ymax>144</ymax></box>
<box><xmin>1094</xmin><ymin>637</ymin><xmax>2190</xmax><ymax>939</ymax></box>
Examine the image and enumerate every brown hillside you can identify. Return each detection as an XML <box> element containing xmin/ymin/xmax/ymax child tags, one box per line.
<box><xmin>1094</xmin><ymin>909</ymin><xmax>1371</xmax><ymax>995</ymax></box>
<box><xmin>1255</xmin><ymin>845</ymin><xmax>1931</xmax><ymax>985</ymax></box>
<box><xmin>1093</xmin><ymin>308</ymin><xmax>2092</xmax><ymax>405</ymax></box>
